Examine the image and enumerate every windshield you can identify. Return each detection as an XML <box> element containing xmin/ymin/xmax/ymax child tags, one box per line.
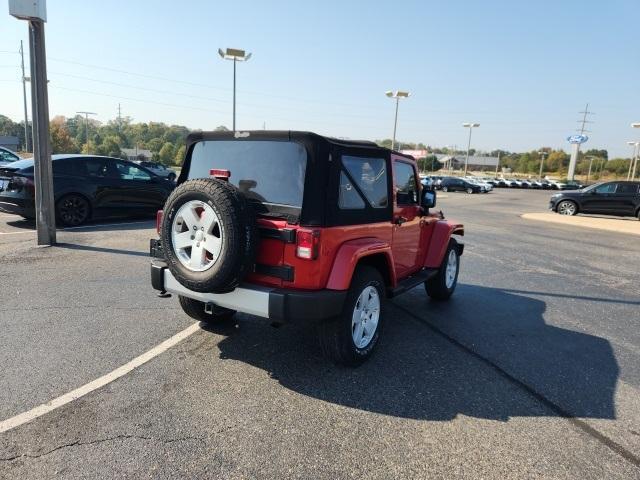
<box><xmin>0</xmin><ymin>158</ymin><xmax>33</xmax><ymax>171</ymax></box>
<box><xmin>188</xmin><ymin>140</ymin><xmax>307</xmax><ymax>209</ymax></box>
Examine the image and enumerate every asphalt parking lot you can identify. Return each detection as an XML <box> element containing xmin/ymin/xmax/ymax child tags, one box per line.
<box><xmin>1</xmin><ymin>190</ymin><xmax>639</xmax><ymax>479</ymax></box>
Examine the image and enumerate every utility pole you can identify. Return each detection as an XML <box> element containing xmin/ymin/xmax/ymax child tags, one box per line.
<box><xmin>117</xmin><ymin>103</ymin><xmax>122</xmax><ymax>133</ymax></box>
<box><xmin>76</xmin><ymin>111</ymin><xmax>97</xmax><ymax>150</ymax></box>
<box><xmin>495</xmin><ymin>151</ymin><xmax>500</xmax><ymax>177</ymax></box>
<box><xmin>538</xmin><ymin>151</ymin><xmax>547</xmax><ymax>180</ymax></box>
<box><xmin>567</xmin><ymin>103</ymin><xmax>594</xmax><ymax>180</ymax></box>
<box><xmin>19</xmin><ymin>40</ymin><xmax>30</xmax><ymax>152</ymax></box>
<box><xmin>10</xmin><ymin>0</ymin><xmax>56</xmax><ymax>245</ymax></box>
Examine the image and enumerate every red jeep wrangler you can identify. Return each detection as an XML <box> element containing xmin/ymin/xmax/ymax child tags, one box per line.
<box><xmin>151</xmin><ymin>131</ymin><xmax>464</xmax><ymax>366</ymax></box>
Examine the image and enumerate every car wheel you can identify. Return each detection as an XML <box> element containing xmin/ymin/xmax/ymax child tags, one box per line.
<box><xmin>161</xmin><ymin>178</ymin><xmax>258</xmax><ymax>293</ymax></box>
<box><xmin>178</xmin><ymin>295</ymin><xmax>235</xmax><ymax>324</ymax></box>
<box><xmin>442</xmin><ymin>186</ymin><xmax>449</xmax><ymax>192</ymax></box>
<box><xmin>466</xmin><ymin>188</ymin><xmax>473</xmax><ymax>194</ymax></box>
<box><xmin>557</xmin><ymin>200</ymin><xmax>578</xmax><ymax>216</ymax></box>
<box><xmin>425</xmin><ymin>240</ymin><xmax>460</xmax><ymax>301</ymax></box>
<box><xmin>167</xmin><ymin>173</ymin><xmax>176</xmax><ymax>182</ymax></box>
<box><xmin>319</xmin><ymin>266</ymin><xmax>385</xmax><ymax>367</ymax></box>
<box><xmin>56</xmin><ymin>194</ymin><xmax>91</xmax><ymax>227</ymax></box>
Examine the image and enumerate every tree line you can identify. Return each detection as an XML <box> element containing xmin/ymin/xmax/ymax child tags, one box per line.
<box><xmin>377</xmin><ymin>138</ymin><xmax>633</xmax><ymax>178</ymax></box>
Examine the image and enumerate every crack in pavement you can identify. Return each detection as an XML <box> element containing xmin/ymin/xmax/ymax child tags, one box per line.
<box><xmin>0</xmin><ymin>434</ymin><xmax>205</xmax><ymax>463</ymax></box>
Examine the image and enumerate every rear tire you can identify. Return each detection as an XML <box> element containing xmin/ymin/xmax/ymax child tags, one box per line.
<box><xmin>178</xmin><ymin>295</ymin><xmax>235</xmax><ymax>324</ymax></box>
<box><xmin>425</xmin><ymin>240</ymin><xmax>460</xmax><ymax>301</ymax></box>
<box><xmin>466</xmin><ymin>187</ymin><xmax>473</xmax><ymax>194</ymax></box>
<box><xmin>319</xmin><ymin>266</ymin><xmax>385</xmax><ymax>367</ymax></box>
<box><xmin>442</xmin><ymin>186</ymin><xmax>449</xmax><ymax>192</ymax></box>
<box><xmin>56</xmin><ymin>194</ymin><xmax>91</xmax><ymax>227</ymax></box>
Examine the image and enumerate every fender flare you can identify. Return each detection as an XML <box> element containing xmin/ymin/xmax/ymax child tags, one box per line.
<box><xmin>424</xmin><ymin>220</ymin><xmax>464</xmax><ymax>268</ymax></box>
<box><xmin>326</xmin><ymin>238</ymin><xmax>395</xmax><ymax>291</ymax></box>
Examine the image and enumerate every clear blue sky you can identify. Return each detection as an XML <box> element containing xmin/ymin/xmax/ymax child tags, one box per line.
<box><xmin>1</xmin><ymin>0</ymin><xmax>639</xmax><ymax>157</ymax></box>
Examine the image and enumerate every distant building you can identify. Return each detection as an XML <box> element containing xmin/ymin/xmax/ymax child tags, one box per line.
<box><xmin>122</xmin><ymin>147</ymin><xmax>153</xmax><ymax>162</ymax></box>
<box><xmin>399</xmin><ymin>149</ymin><xmax>430</xmax><ymax>158</ymax></box>
<box><xmin>0</xmin><ymin>136</ymin><xmax>20</xmax><ymax>152</ymax></box>
<box><xmin>435</xmin><ymin>154</ymin><xmax>499</xmax><ymax>171</ymax></box>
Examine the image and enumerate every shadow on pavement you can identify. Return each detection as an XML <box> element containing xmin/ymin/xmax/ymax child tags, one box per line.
<box><xmin>55</xmin><ymin>242</ymin><xmax>149</xmax><ymax>258</ymax></box>
<box><xmin>209</xmin><ymin>285</ymin><xmax>618</xmax><ymax>421</ymax></box>
<box><xmin>3</xmin><ymin>217</ymin><xmax>154</xmax><ymax>232</ymax></box>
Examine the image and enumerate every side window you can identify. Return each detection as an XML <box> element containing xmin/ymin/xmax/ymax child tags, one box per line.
<box><xmin>615</xmin><ymin>183</ymin><xmax>639</xmax><ymax>194</ymax></box>
<box><xmin>85</xmin><ymin>159</ymin><xmax>110</xmax><ymax>178</ymax></box>
<box><xmin>338</xmin><ymin>171</ymin><xmax>365</xmax><ymax>209</ymax></box>
<box><xmin>0</xmin><ymin>150</ymin><xmax>18</xmax><ymax>162</ymax></box>
<box><xmin>595</xmin><ymin>183</ymin><xmax>616</xmax><ymax>194</ymax></box>
<box><xmin>394</xmin><ymin>161</ymin><xmax>418</xmax><ymax>205</ymax></box>
<box><xmin>340</xmin><ymin>156</ymin><xmax>388</xmax><ymax>209</ymax></box>
<box><xmin>115</xmin><ymin>161</ymin><xmax>151</xmax><ymax>181</ymax></box>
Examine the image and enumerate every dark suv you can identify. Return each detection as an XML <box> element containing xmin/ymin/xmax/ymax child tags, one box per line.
<box><xmin>550</xmin><ymin>181</ymin><xmax>640</xmax><ymax>218</ymax></box>
<box><xmin>150</xmin><ymin>131</ymin><xmax>465</xmax><ymax>366</ymax></box>
<box><xmin>440</xmin><ymin>177</ymin><xmax>482</xmax><ymax>194</ymax></box>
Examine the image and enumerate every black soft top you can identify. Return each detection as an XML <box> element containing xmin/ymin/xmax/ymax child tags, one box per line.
<box><xmin>180</xmin><ymin>130</ymin><xmax>413</xmax><ymax>226</ymax></box>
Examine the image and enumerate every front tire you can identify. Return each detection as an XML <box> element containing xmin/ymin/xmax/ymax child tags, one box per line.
<box><xmin>442</xmin><ymin>186</ymin><xmax>449</xmax><ymax>192</ymax></box>
<box><xmin>319</xmin><ymin>266</ymin><xmax>385</xmax><ymax>367</ymax></box>
<box><xmin>178</xmin><ymin>295</ymin><xmax>235</xmax><ymax>324</ymax></box>
<box><xmin>466</xmin><ymin>187</ymin><xmax>473</xmax><ymax>194</ymax></box>
<box><xmin>425</xmin><ymin>240</ymin><xmax>460</xmax><ymax>301</ymax></box>
<box><xmin>557</xmin><ymin>200</ymin><xmax>578</xmax><ymax>216</ymax></box>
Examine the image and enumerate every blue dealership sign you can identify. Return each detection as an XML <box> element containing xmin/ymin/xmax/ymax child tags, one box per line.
<box><xmin>567</xmin><ymin>134</ymin><xmax>588</xmax><ymax>144</ymax></box>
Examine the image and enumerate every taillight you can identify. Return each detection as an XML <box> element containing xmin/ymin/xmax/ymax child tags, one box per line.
<box><xmin>296</xmin><ymin>229</ymin><xmax>320</xmax><ymax>260</ymax></box>
<box><xmin>8</xmin><ymin>176</ymin><xmax>34</xmax><ymax>195</ymax></box>
<box><xmin>210</xmin><ymin>169</ymin><xmax>231</xmax><ymax>181</ymax></box>
<box><xmin>156</xmin><ymin>210</ymin><xmax>163</xmax><ymax>235</ymax></box>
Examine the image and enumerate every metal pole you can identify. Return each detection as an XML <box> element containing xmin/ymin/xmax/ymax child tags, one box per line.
<box><xmin>538</xmin><ymin>153</ymin><xmax>545</xmax><ymax>179</ymax></box>
<box><xmin>464</xmin><ymin>127</ymin><xmax>473</xmax><ymax>176</ymax></box>
<box><xmin>391</xmin><ymin>97</ymin><xmax>399</xmax><ymax>150</ymax></box>
<box><xmin>495</xmin><ymin>151</ymin><xmax>500</xmax><ymax>177</ymax></box>
<box><xmin>232</xmin><ymin>57</ymin><xmax>236</xmax><ymax>132</ymax></box>
<box><xmin>20</xmin><ymin>40</ymin><xmax>30</xmax><ymax>152</ymax></box>
<box><xmin>632</xmin><ymin>146</ymin><xmax>639</xmax><ymax>180</ymax></box>
<box><xmin>84</xmin><ymin>113</ymin><xmax>89</xmax><ymax>146</ymax></box>
<box><xmin>587</xmin><ymin>157</ymin><xmax>593</xmax><ymax>182</ymax></box>
<box><xmin>28</xmin><ymin>20</ymin><xmax>56</xmax><ymax>245</ymax></box>
<box><xmin>627</xmin><ymin>147</ymin><xmax>634</xmax><ymax>180</ymax></box>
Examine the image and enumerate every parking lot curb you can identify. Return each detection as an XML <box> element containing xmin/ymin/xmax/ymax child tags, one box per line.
<box><xmin>522</xmin><ymin>213</ymin><xmax>640</xmax><ymax>236</ymax></box>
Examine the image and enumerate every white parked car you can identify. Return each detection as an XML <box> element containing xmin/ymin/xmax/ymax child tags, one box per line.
<box><xmin>135</xmin><ymin>161</ymin><xmax>177</xmax><ymax>181</ymax></box>
<box><xmin>0</xmin><ymin>146</ymin><xmax>20</xmax><ymax>166</ymax></box>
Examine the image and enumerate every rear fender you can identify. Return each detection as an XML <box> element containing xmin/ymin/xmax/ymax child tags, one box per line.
<box><xmin>424</xmin><ymin>220</ymin><xmax>464</xmax><ymax>268</ymax></box>
<box><xmin>326</xmin><ymin>238</ymin><xmax>395</xmax><ymax>291</ymax></box>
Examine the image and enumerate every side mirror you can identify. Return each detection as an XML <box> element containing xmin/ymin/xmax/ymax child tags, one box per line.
<box><xmin>421</xmin><ymin>188</ymin><xmax>436</xmax><ymax>209</ymax></box>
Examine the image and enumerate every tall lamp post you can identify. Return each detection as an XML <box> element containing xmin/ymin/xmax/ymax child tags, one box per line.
<box><xmin>385</xmin><ymin>91</ymin><xmax>410</xmax><ymax>150</ymax></box>
<box><xmin>462</xmin><ymin>123</ymin><xmax>480</xmax><ymax>176</ymax></box>
<box><xmin>586</xmin><ymin>155</ymin><xmax>597</xmax><ymax>182</ymax></box>
<box><xmin>218</xmin><ymin>48</ymin><xmax>252</xmax><ymax>132</ymax></box>
<box><xmin>10</xmin><ymin>0</ymin><xmax>56</xmax><ymax>246</ymax></box>
<box><xmin>537</xmin><ymin>150</ymin><xmax>547</xmax><ymax>180</ymax></box>
<box><xmin>631</xmin><ymin>123</ymin><xmax>640</xmax><ymax>180</ymax></box>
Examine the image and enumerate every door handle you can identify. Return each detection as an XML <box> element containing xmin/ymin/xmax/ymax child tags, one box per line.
<box><xmin>394</xmin><ymin>216</ymin><xmax>407</xmax><ymax>225</ymax></box>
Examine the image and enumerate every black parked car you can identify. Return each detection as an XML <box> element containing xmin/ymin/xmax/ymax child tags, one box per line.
<box><xmin>0</xmin><ymin>154</ymin><xmax>175</xmax><ymax>226</ymax></box>
<box><xmin>549</xmin><ymin>181</ymin><xmax>640</xmax><ymax>219</ymax></box>
<box><xmin>440</xmin><ymin>177</ymin><xmax>482</xmax><ymax>194</ymax></box>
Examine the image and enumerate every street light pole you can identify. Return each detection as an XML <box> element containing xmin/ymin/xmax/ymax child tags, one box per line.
<box><xmin>586</xmin><ymin>156</ymin><xmax>595</xmax><ymax>182</ymax></box>
<box><xmin>385</xmin><ymin>91</ymin><xmax>410</xmax><ymax>151</ymax></box>
<box><xmin>218</xmin><ymin>48</ymin><xmax>252</xmax><ymax>132</ymax></box>
<box><xmin>462</xmin><ymin>123</ymin><xmax>480</xmax><ymax>176</ymax></box>
<box><xmin>632</xmin><ymin>124</ymin><xmax>640</xmax><ymax>180</ymax></box>
<box><xmin>626</xmin><ymin>141</ymin><xmax>638</xmax><ymax>180</ymax></box>
<box><xmin>20</xmin><ymin>40</ymin><xmax>30</xmax><ymax>152</ymax></box>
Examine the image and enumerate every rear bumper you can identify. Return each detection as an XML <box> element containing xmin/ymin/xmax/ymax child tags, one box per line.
<box><xmin>0</xmin><ymin>197</ymin><xmax>34</xmax><ymax>217</ymax></box>
<box><xmin>151</xmin><ymin>261</ymin><xmax>347</xmax><ymax>324</ymax></box>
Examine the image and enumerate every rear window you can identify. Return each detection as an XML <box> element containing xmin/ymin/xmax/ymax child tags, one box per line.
<box><xmin>188</xmin><ymin>140</ymin><xmax>307</xmax><ymax>208</ymax></box>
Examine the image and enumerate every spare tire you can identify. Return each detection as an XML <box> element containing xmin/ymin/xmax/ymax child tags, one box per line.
<box><xmin>161</xmin><ymin>178</ymin><xmax>258</xmax><ymax>293</ymax></box>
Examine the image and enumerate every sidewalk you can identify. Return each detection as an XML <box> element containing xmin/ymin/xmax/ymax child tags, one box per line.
<box><xmin>522</xmin><ymin>212</ymin><xmax>640</xmax><ymax>236</ymax></box>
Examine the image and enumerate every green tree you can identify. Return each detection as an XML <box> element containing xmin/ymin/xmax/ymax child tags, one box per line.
<box><xmin>174</xmin><ymin>145</ymin><xmax>186</xmax><ymax>165</ymax></box>
<box><xmin>49</xmin><ymin>116</ymin><xmax>78</xmax><ymax>153</ymax></box>
<box><xmin>158</xmin><ymin>142</ymin><xmax>175</xmax><ymax>165</ymax></box>
<box><xmin>97</xmin><ymin>135</ymin><xmax>122</xmax><ymax>158</ymax></box>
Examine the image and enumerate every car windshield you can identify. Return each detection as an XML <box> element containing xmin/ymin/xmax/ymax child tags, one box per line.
<box><xmin>188</xmin><ymin>140</ymin><xmax>307</xmax><ymax>210</ymax></box>
<box><xmin>0</xmin><ymin>158</ymin><xmax>33</xmax><ymax>171</ymax></box>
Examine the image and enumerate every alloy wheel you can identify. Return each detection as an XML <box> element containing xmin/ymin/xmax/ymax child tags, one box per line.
<box><xmin>172</xmin><ymin>200</ymin><xmax>223</xmax><ymax>272</ymax></box>
<box><xmin>351</xmin><ymin>286</ymin><xmax>380</xmax><ymax>349</ymax></box>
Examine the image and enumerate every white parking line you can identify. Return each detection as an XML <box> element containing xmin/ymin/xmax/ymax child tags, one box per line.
<box><xmin>0</xmin><ymin>230</ymin><xmax>35</xmax><ymax>235</ymax></box>
<box><xmin>62</xmin><ymin>220</ymin><xmax>154</xmax><ymax>231</ymax></box>
<box><xmin>0</xmin><ymin>322</ymin><xmax>200</xmax><ymax>434</ymax></box>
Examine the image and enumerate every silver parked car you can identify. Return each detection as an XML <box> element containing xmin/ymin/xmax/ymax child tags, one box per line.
<box><xmin>135</xmin><ymin>161</ymin><xmax>177</xmax><ymax>181</ymax></box>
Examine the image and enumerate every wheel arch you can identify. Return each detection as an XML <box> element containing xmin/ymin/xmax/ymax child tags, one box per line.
<box><xmin>325</xmin><ymin>238</ymin><xmax>395</xmax><ymax>291</ymax></box>
<box><xmin>424</xmin><ymin>220</ymin><xmax>464</xmax><ymax>269</ymax></box>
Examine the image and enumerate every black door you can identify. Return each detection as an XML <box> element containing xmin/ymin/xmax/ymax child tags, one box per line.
<box><xmin>610</xmin><ymin>182</ymin><xmax>640</xmax><ymax>215</ymax></box>
<box><xmin>581</xmin><ymin>182</ymin><xmax>616</xmax><ymax>213</ymax></box>
<box><xmin>112</xmin><ymin>160</ymin><xmax>167</xmax><ymax>212</ymax></box>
